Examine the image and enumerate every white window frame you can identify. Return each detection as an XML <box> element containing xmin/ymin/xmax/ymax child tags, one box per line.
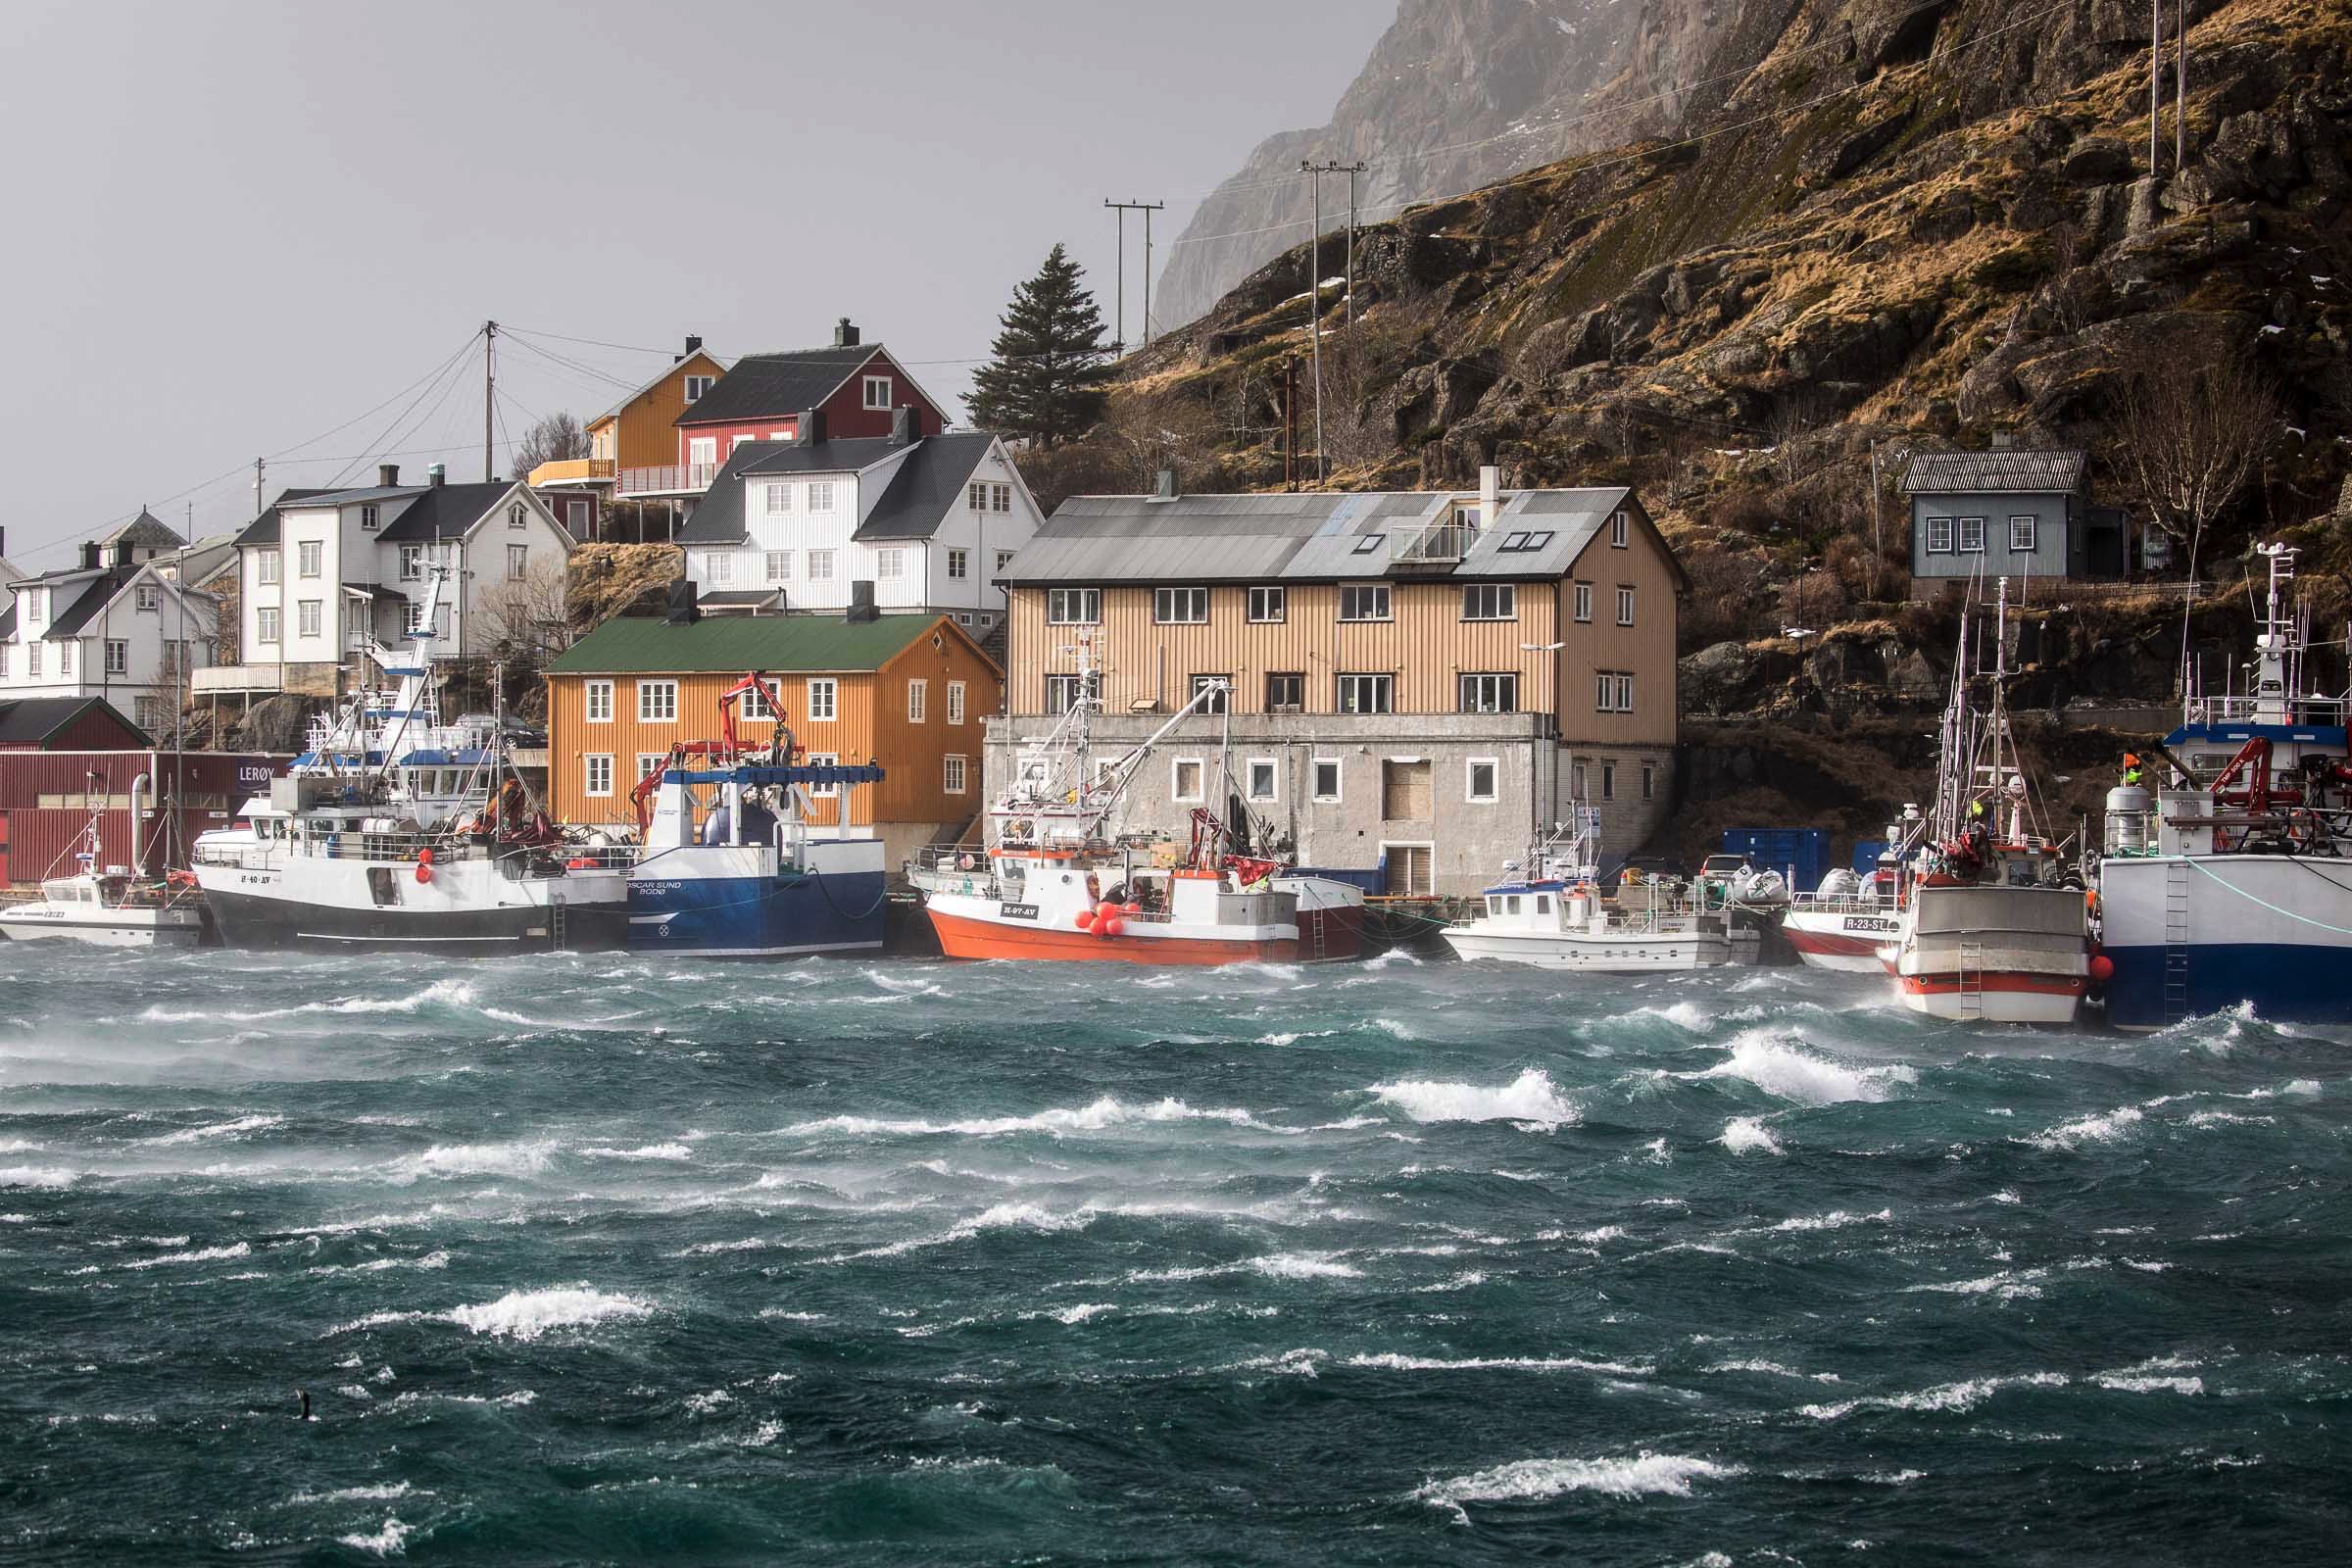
<box><xmin>637</xmin><ymin>753</ymin><xmax>668</xmax><ymax>783</ymax></box>
<box><xmin>1248</xmin><ymin>585</ymin><xmax>1286</xmax><ymax>623</ymax></box>
<box><xmin>765</xmin><ymin>550</ymin><xmax>793</xmax><ymax>582</ymax></box>
<box><xmin>361</xmin><ymin>504</ymin><xmax>379</xmax><ymax>531</ymax></box>
<box><xmin>1959</xmin><ymin>515</ymin><xmax>1986</xmax><ymax>553</ymax></box>
<box><xmin>507</xmin><ymin>543</ymin><xmax>529</xmax><ymax>581</ymax></box>
<box><xmin>1458</xmin><ymin>671</ymin><xmax>1518</xmax><ymax>713</ymax></box>
<box><xmin>135</xmin><ymin>583</ymin><xmax>160</xmax><ymax>612</ymax></box>
<box><xmin>297</xmin><ymin>599</ymin><xmax>321</xmax><ymax>639</ymax></box>
<box><xmin>1337</xmin><ymin>672</ymin><xmax>1394</xmax><ymax>713</ymax></box>
<box><xmin>1610</xmin><ymin>510</ymin><xmax>1630</xmax><ymax>548</ymax></box>
<box><xmin>1153</xmin><ymin>586</ymin><xmax>1208</xmax><ymax>624</ymax></box>
<box><xmin>1616</xmin><ymin>585</ymin><xmax>1635</xmax><ymax>626</ymax></box>
<box><xmin>876</xmin><ymin>547</ymin><xmax>906</xmax><ymax>581</ymax></box>
<box><xmin>398</xmin><ymin>545</ymin><xmax>423</xmax><ymax>581</ymax></box>
<box><xmin>967</xmin><ymin>481</ymin><xmax>988</xmax><ymax>512</ymax></box>
<box><xmin>1047</xmin><ymin>587</ymin><xmax>1102</xmax><ymax>625</ymax></box>
<box><xmin>256</xmin><ymin>607</ymin><xmax>280</xmax><ymax>645</ymax></box>
<box><xmin>947</xmin><ymin>548</ymin><xmax>969</xmax><ymax>580</ymax></box>
<box><xmin>1246</xmin><ymin>758</ymin><xmax>1279</xmax><ymax>803</ymax></box>
<box><xmin>807</xmin><ymin>481</ymin><xmax>835</xmax><ymax>512</ymax></box>
<box><xmin>257</xmin><ymin>550</ymin><xmax>280</xmax><ymax>587</ymax></box>
<box><xmin>1573</xmin><ymin>580</ymin><xmax>1592</xmax><ymax>622</ymax></box>
<box><xmin>807</xmin><ymin>549</ymin><xmax>836</xmax><ymax>582</ymax></box>
<box><xmin>404</xmin><ymin>601</ymin><xmax>430</xmax><ymax>637</ymax></box>
<box><xmin>765</xmin><ymin>482</ymin><xmax>793</xmax><ymax>515</ymax></box>
<box><xmin>2009</xmin><ymin>514</ymin><xmax>2037</xmax><ymax>552</ymax></box>
<box><xmin>584</xmin><ymin>679</ymin><xmax>613</xmax><ymax>722</ymax></box>
<box><xmin>737</xmin><ymin>682</ymin><xmax>775</xmax><ymax>720</ymax></box>
<box><xmin>995</xmin><ymin>550</ymin><xmax>1014</xmax><ymax>573</ymax></box>
<box><xmin>1044</xmin><ymin>672</ymin><xmax>1100</xmax><ymax>714</ymax></box>
<box><xmin>637</xmin><ymin>679</ymin><xmax>678</xmax><ymax>722</ymax></box>
<box><xmin>807</xmin><ymin>677</ymin><xmax>838</xmax><ymax>722</ymax></box>
<box><xmin>993</xmin><ymin>483</ymin><xmax>1011</xmax><ymax>513</ymax></box>
<box><xmin>1311</xmin><ymin>758</ymin><xmax>1343</xmax><ymax>803</ymax></box>
<box><xmin>584</xmin><ymin>754</ymin><xmax>614</xmax><ymax>797</ymax></box>
<box><xmin>105</xmin><ymin>638</ymin><xmax>129</xmax><ymax>675</ymax></box>
<box><xmin>708</xmin><ymin>551</ymin><xmax>734</xmax><ymax>584</ymax></box>
<box><xmin>508</xmin><ymin>503</ymin><xmax>528</xmax><ymax>529</ymax></box>
<box><xmin>24</xmin><ymin>642</ymin><xmax>38</xmax><ymax>676</ymax></box>
<box><xmin>1461</xmin><ymin>582</ymin><xmax>1516</xmax><ymax>621</ymax></box>
<box><xmin>947</xmin><ymin>680</ymin><xmax>967</xmax><ymax>724</ymax></box>
<box><xmin>907</xmin><ymin>678</ymin><xmax>927</xmax><ymax>723</ymax></box>
<box><xmin>1339</xmin><ymin>583</ymin><xmax>1393</xmax><ymax>622</ymax></box>
<box><xmin>683</xmin><ymin>374</ymin><xmax>713</xmax><ymax>403</ymax></box>
<box><xmin>1926</xmin><ymin>516</ymin><xmax>1953</xmax><ymax>554</ymax></box>
<box><xmin>1466</xmin><ymin>758</ymin><xmax>1499</xmax><ymax>804</ymax></box>
<box><xmin>58</xmin><ymin>640</ymin><xmax>72</xmax><ymax>676</ymax></box>
<box><xmin>688</xmin><ymin>435</ymin><xmax>718</xmax><ymax>468</ymax></box>
<box><xmin>296</xmin><ymin>541</ymin><xmax>321</xmax><ymax>578</ymax></box>
<box><xmin>862</xmin><ymin>374</ymin><xmax>893</xmax><ymax>411</ymax></box>
<box><xmin>1171</xmin><ymin>757</ymin><xmax>1205</xmax><ymax>804</ymax></box>
<box><xmin>944</xmin><ymin>754</ymin><xmax>968</xmax><ymax>795</ymax></box>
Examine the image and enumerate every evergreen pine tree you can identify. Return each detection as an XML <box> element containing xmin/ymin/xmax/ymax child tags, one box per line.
<box><xmin>965</xmin><ymin>244</ymin><xmax>1112</xmax><ymax>446</ymax></box>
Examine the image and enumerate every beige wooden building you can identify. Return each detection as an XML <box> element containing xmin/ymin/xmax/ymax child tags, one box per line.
<box><xmin>991</xmin><ymin>469</ymin><xmax>1685</xmax><ymax>895</ymax></box>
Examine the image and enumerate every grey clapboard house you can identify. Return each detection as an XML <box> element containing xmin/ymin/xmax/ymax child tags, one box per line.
<box><xmin>1903</xmin><ymin>447</ymin><xmax>2122</xmax><ymax>589</ymax></box>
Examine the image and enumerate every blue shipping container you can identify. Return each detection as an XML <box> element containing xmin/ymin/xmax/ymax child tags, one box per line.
<box><xmin>1722</xmin><ymin>828</ymin><xmax>1830</xmax><ymax>894</ymax></box>
<box><xmin>1851</xmin><ymin>839</ymin><xmax>1890</xmax><ymax>875</ymax></box>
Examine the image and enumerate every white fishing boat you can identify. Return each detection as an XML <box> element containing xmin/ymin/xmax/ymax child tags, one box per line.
<box><xmin>2095</xmin><ymin>545</ymin><xmax>2352</xmax><ymax>1027</ymax></box>
<box><xmin>907</xmin><ymin>644</ymin><xmax>1362</xmax><ymax>965</ymax></box>
<box><xmin>1441</xmin><ymin>809</ymin><xmax>1761</xmax><ymax>971</ymax></box>
<box><xmin>0</xmin><ymin>805</ymin><xmax>205</xmax><ymax>948</ymax></box>
<box><xmin>1780</xmin><ymin>812</ymin><xmax>1923</xmax><ymax>973</ymax></box>
<box><xmin>191</xmin><ymin>569</ymin><xmax>630</xmax><ymax>953</ymax></box>
<box><xmin>1888</xmin><ymin>579</ymin><xmax>2088</xmax><ymax>1023</ymax></box>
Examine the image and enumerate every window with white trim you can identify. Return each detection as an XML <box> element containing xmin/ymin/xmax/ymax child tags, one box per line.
<box><xmin>637</xmin><ymin>754</ymin><xmax>668</xmax><ymax>783</ymax></box>
<box><xmin>1461</xmin><ymin>582</ymin><xmax>1515</xmax><ymax>620</ymax></box>
<box><xmin>947</xmin><ymin>548</ymin><xmax>968</xmax><ymax>579</ymax></box>
<box><xmin>398</xmin><ymin>545</ymin><xmax>423</xmax><ymax>580</ymax></box>
<box><xmin>297</xmin><ymin>600</ymin><xmax>321</xmax><ymax>639</ymax></box>
<box><xmin>1337</xmin><ymin>672</ymin><xmax>1393</xmax><ymax>713</ymax></box>
<box><xmin>637</xmin><ymin>679</ymin><xmax>678</xmax><ymax>722</ymax></box>
<box><xmin>257</xmin><ymin>550</ymin><xmax>280</xmax><ymax>586</ymax></box>
<box><xmin>584</xmin><ymin>679</ymin><xmax>613</xmax><ymax>722</ymax></box>
<box><xmin>1610</xmin><ymin>510</ymin><xmax>1630</xmax><ymax>548</ymax></box>
<box><xmin>796</xmin><ymin>751</ymin><xmax>836</xmax><ymax>799</ymax></box>
<box><xmin>507</xmin><ymin>544</ymin><xmax>528</xmax><ymax>580</ymax></box>
<box><xmin>1172</xmin><ymin>758</ymin><xmax>1204</xmax><ymax>803</ymax></box>
<box><xmin>1248</xmin><ymin>586</ymin><xmax>1286</xmax><ymax>622</ymax></box>
<box><xmin>967</xmin><ymin>481</ymin><xmax>988</xmax><ymax>511</ymax></box>
<box><xmin>992</xmin><ymin>483</ymin><xmax>1011</xmax><ymax>513</ymax></box>
<box><xmin>863</xmin><ymin>374</ymin><xmax>893</xmax><ymax>410</ymax></box>
<box><xmin>297</xmin><ymin>541</ymin><xmax>321</xmax><ymax>578</ymax></box>
<box><xmin>1312</xmin><ymin>759</ymin><xmax>1342</xmax><ymax>802</ymax></box>
<box><xmin>1573</xmin><ymin>580</ymin><xmax>1592</xmax><ymax>621</ymax></box>
<box><xmin>876</xmin><ymin>547</ymin><xmax>906</xmax><ymax>581</ymax></box>
<box><xmin>1926</xmin><ymin>516</ymin><xmax>1953</xmax><ymax>554</ymax></box>
<box><xmin>106</xmin><ymin>638</ymin><xmax>128</xmax><ymax>675</ymax></box>
<box><xmin>2009</xmin><ymin>514</ymin><xmax>2037</xmax><ymax>551</ymax></box>
<box><xmin>361</xmin><ymin>505</ymin><xmax>379</xmax><ymax>530</ymax></box>
<box><xmin>1247</xmin><ymin>759</ymin><xmax>1278</xmax><ymax>802</ymax></box>
<box><xmin>765</xmin><ymin>483</ymin><xmax>793</xmax><ymax>514</ymax></box>
<box><xmin>24</xmin><ymin>642</ymin><xmax>39</xmax><ymax>676</ymax></box>
<box><xmin>256</xmin><ymin>607</ymin><xmax>280</xmax><ymax>645</ymax></box>
<box><xmin>0</xmin><ymin>643</ymin><xmax>9</xmax><ymax>676</ymax></box>
<box><xmin>1154</xmin><ymin>586</ymin><xmax>1208</xmax><ymax>623</ymax></box>
<box><xmin>57</xmin><ymin>641</ymin><xmax>72</xmax><ymax>676</ymax></box>
<box><xmin>1045</xmin><ymin>672</ymin><xmax>1101</xmax><ymax>714</ymax></box>
<box><xmin>737</xmin><ymin>682</ymin><xmax>775</xmax><ymax>720</ymax></box>
<box><xmin>995</xmin><ymin>550</ymin><xmax>1014</xmax><ymax>573</ymax></box>
<box><xmin>135</xmin><ymin>583</ymin><xmax>160</xmax><ymax>612</ymax></box>
<box><xmin>944</xmin><ymin>754</ymin><xmax>968</xmax><ymax>795</ymax></box>
<box><xmin>808</xmin><ymin>481</ymin><xmax>835</xmax><ymax>512</ymax></box>
<box><xmin>1616</xmin><ymin>585</ymin><xmax>1635</xmax><ymax>626</ymax></box>
<box><xmin>509</xmin><ymin>503</ymin><xmax>528</xmax><ymax>529</ymax></box>
<box><xmin>1458</xmin><ymin>672</ymin><xmax>1518</xmax><ymax>712</ymax></box>
<box><xmin>708</xmin><ymin>551</ymin><xmax>733</xmax><ymax>584</ymax></box>
<box><xmin>405</xmin><ymin>602</ymin><xmax>429</xmax><ymax>636</ymax></box>
<box><xmin>947</xmin><ymin>680</ymin><xmax>967</xmax><ymax>724</ymax></box>
<box><xmin>683</xmin><ymin>374</ymin><xmax>713</xmax><ymax>403</ymax></box>
<box><xmin>1339</xmin><ymin>583</ymin><xmax>1391</xmax><ymax>621</ymax></box>
<box><xmin>807</xmin><ymin>549</ymin><xmax>836</xmax><ymax>582</ymax></box>
<box><xmin>134</xmin><ymin>695</ymin><xmax>161</xmax><ymax>730</ymax></box>
<box><xmin>1958</xmin><ymin>515</ymin><xmax>1985</xmax><ymax>553</ymax></box>
<box><xmin>766</xmin><ymin>551</ymin><xmax>793</xmax><ymax>582</ymax></box>
<box><xmin>584</xmin><ymin>754</ymin><xmax>613</xmax><ymax>797</ymax></box>
<box><xmin>1265</xmin><ymin>671</ymin><xmax>1305</xmax><ymax>711</ymax></box>
<box><xmin>1190</xmin><ymin>674</ymin><xmax>1229</xmax><ymax>714</ymax></box>
<box><xmin>1594</xmin><ymin>670</ymin><xmax>1635</xmax><ymax>712</ymax></box>
<box><xmin>1466</xmin><ymin>759</ymin><xmax>1498</xmax><ymax>803</ymax></box>
<box><xmin>1047</xmin><ymin>587</ymin><xmax>1102</xmax><ymax>624</ymax></box>
<box><xmin>907</xmin><ymin>678</ymin><xmax>927</xmax><ymax>722</ymax></box>
<box><xmin>806</xmin><ymin>678</ymin><xmax>837</xmax><ymax>721</ymax></box>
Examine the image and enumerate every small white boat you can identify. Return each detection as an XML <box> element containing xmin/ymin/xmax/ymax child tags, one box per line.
<box><xmin>1442</xmin><ymin>810</ymin><xmax>1758</xmax><ymax>972</ymax></box>
<box><xmin>1781</xmin><ymin>824</ymin><xmax>1918</xmax><ymax>974</ymax></box>
<box><xmin>0</xmin><ymin>808</ymin><xmax>205</xmax><ymax>948</ymax></box>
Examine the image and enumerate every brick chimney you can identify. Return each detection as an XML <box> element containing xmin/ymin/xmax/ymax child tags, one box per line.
<box><xmin>682</xmin><ymin>334</ymin><xmax>703</xmax><ymax>359</ymax></box>
<box><xmin>378</xmin><ymin>463</ymin><xmax>401</xmax><ymax>487</ymax></box>
<box><xmin>81</xmin><ymin>540</ymin><xmax>100</xmax><ymax>570</ymax></box>
<box><xmin>833</xmin><ymin>318</ymin><xmax>859</xmax><ymax>348</ymax></box>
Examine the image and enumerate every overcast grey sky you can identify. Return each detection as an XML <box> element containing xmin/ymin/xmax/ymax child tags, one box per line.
<box><xmin>1</xmin><ymin>0</ymin><xmax>1389</xmax><ymax>569</ymax></box>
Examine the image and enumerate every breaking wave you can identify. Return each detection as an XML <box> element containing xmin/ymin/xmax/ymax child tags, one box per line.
<box><xmin>1368</xmin><ymin>1069</ymin><xmax>1578</xmax><ymax>1128</ymax></box>
<box><xmin>1699</xmin><ymin>1033</ymin><xmax>1913</xmax><ymax>1104</ymax></box>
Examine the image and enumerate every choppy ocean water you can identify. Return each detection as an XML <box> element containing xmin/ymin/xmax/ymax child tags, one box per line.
<box><xmin>1</xmin><ymin>944</ymin><xmax>2346</xmax><ymax>1566</ymax></box>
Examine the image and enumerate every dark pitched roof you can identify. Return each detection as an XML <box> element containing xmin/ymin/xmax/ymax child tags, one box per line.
<box><xmin>0</xmin><ymin>696</ymin><xmax>140</xmax><ymax>747</ymax></box>
<box><xmin>547</xmin><ymin>612</ymin><xmax>946</xmax><ymax>675</ymax></box>
<box><xmin>104</xmin><ymin>510</ymin><xmax>185</xmax><ymax>553</ymax></box>
<box><xmin>376</xmin><ymin>482</ymin><xmax>517</xmax><ymax>543</ymax></box>
<box><xmin>855</xmin><ymin>433</ymin><xmax>998</xmax><ymax>542</ymax></box>
<box><xmin>671</xmin><ymin>442</ymin><xmax>787</xmax><ymax>545</ymax></box>
<box><xmin>674</xmin><ymin>344</ymin><xmax>883</xmax><ymax>428</ymax></box>
<box><xmin>674</xmin><ymin>436</ymin><xmax>969</xmax><ymax>545</ymax></box>
<box><xmin>1902</xmin><ymin>448</ymin><xmax>2087</xmax><ymax>496</ymax></box>
<box><xmin>233</xmin><ymin>487</ymin><xmax>337</xmax><ymax>548</ymax></box>
<box><xmin>0</xmin><ymin>601</ymin><xmax>14</xmax><ymax>640</ymax></box>
<box><xmin>44</xmin><ymin>567</ymin><xmax>138</xmax><ymax>638</ymax></box>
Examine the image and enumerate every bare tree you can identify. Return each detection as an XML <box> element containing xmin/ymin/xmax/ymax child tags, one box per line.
<box><xmin>2114</xmin><ymin>351</ymin><xmax>2279</xmax><ymax>576</ymax></box>
<box><xmin>475</xmin><ymin>561</ymin><xmax>575</xmax><ymax>662</ymax></box>
<box><xmin>512</xmin><ymin>412</ymin><xmax>591</xmax><ymax>481</ymax></box>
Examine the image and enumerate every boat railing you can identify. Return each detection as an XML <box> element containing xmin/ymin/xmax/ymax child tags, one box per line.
<box><xmin>2187</xmin><ymin>692</ymin><xmax>2352</xmax><ymax>726</ymax></box>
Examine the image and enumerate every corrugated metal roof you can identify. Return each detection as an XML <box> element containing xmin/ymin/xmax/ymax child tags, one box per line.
<box><xmin>1901</xmin><ymin>448</ymin><xmax>2086</xmax><ymax>495</ymax></box>
<box><xmin>547</xmin><ymin>612</ymin><xmax>941</xmax><ymax>674</ymax></box>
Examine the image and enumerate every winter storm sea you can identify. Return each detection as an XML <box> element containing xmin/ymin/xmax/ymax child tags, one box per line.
<box><xmin>1</xmin><ymin>943</ymin><xmax>2345</xmax><ymax>1566</ymax></box>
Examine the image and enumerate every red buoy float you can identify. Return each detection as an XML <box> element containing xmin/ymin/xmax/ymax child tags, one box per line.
<box><xmin>2087</xmin><ymin>954</ymin><xmax>2115</xmax><ymax>983</ymax></box>
<box><xmin>1074</xmin><ymin>907</ymin><xmax>1096</xmax><ymax>931</ymax></box>
<box><xmin>415</xmin><ymin>847</ymin><xmax>434</xmax><ymax>884</ymax></box>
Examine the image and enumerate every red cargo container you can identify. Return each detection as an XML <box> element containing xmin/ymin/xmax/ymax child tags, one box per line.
<box><xmin>0</xmin><ymin>750</ymin><xmax>291</xmax><ymax>886</ymax></box>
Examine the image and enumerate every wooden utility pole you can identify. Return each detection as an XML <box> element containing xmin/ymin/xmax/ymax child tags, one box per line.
<box><xmin>1338</xmin><ymin>161</ymin><xmax>1368</xmax><ymax>332</ymax></box>
<box><xmin>482</xmin><ymin>319</ymin><xmax>498</xmax><ymax>481</ymax></box>
<box><xmin>253</xmin><ymin>456</ymin><xmax>265</xmax><ymax>520</ymax></box>
<box><xmin>1282</xmin><ymin>355</ymin><xmax>1298</xmax><ymax>491</ymax></box>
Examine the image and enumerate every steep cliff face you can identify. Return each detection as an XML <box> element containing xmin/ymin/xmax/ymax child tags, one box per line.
<box><xmin>1152</xmin><ymin>0</ymin><xmax>1731</xmax><ymax>332</ymax></box>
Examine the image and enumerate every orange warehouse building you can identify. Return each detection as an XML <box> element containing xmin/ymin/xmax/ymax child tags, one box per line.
<box><xmin>544</xmin><ymin>608</ymin><xmax>1003</xmax><ymax>866</ymax></box>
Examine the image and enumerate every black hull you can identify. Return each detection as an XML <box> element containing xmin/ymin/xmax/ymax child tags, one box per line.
<box><xmin>203</xmin><ymin>887</ymin><xmax>629</xmax><ymax>954</ymax></box>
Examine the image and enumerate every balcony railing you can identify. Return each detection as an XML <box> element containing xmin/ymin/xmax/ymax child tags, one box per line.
<box><xmin>526</xmin><ymin>457</ymin><xmax>614</xmax><ymax>488</ymax></box>
<box><xmin>1393</xmin><ymin>521</ymin><xmax>1478</xmax><ymax>564</ymax></box>
<box><xmin>617</xmin><ymin>463</ymin><xmax>717</xmax><ymax>497</ymax></box>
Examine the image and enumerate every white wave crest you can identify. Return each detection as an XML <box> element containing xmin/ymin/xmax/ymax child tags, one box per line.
<box><xmin>446</xmin><ymin>1285</ymin><xmax>653</xmax><ymax>1341</ymax></box>
<box><xmin>290</xmin><ymin>1483</ymin><xmax>416</xmax><ymax>1504</ymax></box>
<box><xmin>579</xmin><ymin>1142</ymin><xmax>693</xmax><ymax>1161</ymax></box>
<box><xmin>399</xmin><ymin>1142</ymin><xmax>554</xmax><ymax>1182</ymax></box>
<box><xmin>1720</xmin><ymin>1117</ymin><xmax>1783</xmax><ymax>1155</ymax></box>
<box><xmin>0</xmin><ymin>1166</ymin><xmax>78</xmax><ymax>1189</ymax></box>
<box><xmin>1415</xmin><ymin>1452</ymin><xmax>1742</xmax><ymax>1514</ymax></box>
<box><xmin>146</xmin><ymin>1114</ymin><xmax>285</xmax><ymax>1146</ymax></box>
<box><xmin>1800</xmin><ymin>1371</ymin><xmax>2067</xmax><ymax>1421</ymax></box>
<box><xmin>1773</xmin><ymin>1208</ymin><xmax>1889</xmax><ymax>1232</ymax></box>
<box><xmin>123</xmin><ymin>1241</ymin><xmax>251</xmax><ymax>1271</ymax></box>
<box><xmin>2093</xmin><ymin>1372</ymin><xmax>2203</xmax><ymax>1395</ymax></box>
<box><xmin>2027</xmin><ymin>1107</ymin><xmax>2142</xmax><ymax>1152</ymax></box>
<box><xmin>1902</xmin><ymin>1268</ymin><xmax>2047</xmax><ymax>1300</ymax></box>
<box><xmin>1369</xmin><ymin>1069</ymin><xmax>1577</xmax><ymax>1129</ymax></box>
<box><xmin>1700</xmin><ymin>1034</ymin><xmax>1913</xmax><ymax>1104</ymax></box>
<box><xmin>1350</xmin><ymin>1352</ymin><xmax>1647</xmax><ymax>1376</ymax></box>
<box><xmin>1250</xmin><ymin>1251</ymin><xmax>1362</xmax><ymax>1280</ymax></box>
<box><xmin>785</xmin><ymin>1096</ymin><xmax>1290</xmax><ymax>1139</ymax></box>
<box><xmin>338</xmin><ymin>1518</ymin><xmax>415</xmax><ymax>1557</ymax></box>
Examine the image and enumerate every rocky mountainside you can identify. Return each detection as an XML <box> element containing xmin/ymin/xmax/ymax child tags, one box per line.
<box><xmin>1153</xmin><ymin>0</ymin><xmax>1731</xmax><ymax>331</ymax></box>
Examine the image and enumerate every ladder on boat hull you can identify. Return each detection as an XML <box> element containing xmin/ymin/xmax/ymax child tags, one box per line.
<box><xmin>2162</xmin><ymin>860</ymin><xmax>2190</xmax><ymax>1024</ymax></box>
